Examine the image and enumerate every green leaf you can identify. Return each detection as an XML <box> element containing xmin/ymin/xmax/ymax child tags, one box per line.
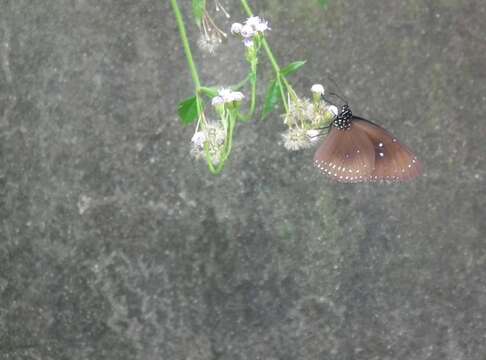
<box><xmin>318</xmin><ymin>0</ymin><xmax>329</xmax><ymax>8</ymax></box>
<box><xmin>177</xmin><ymin>96</ymin><xmax>199</xmax><ymax>125</ymax></box>
<box><xmin>262</xmin><ymin>80</ymin><xmax>282</xmax><ymax>119</ymax></box>
<box><xmin>199</xmin><ymin>87</ymin><xmax>218</xmax><ymax>98</ymax></box>
<box><xmin>280</xmin><ymin>60</ymin><xmax>307</xmax><ymax>77</ymax></box>
<box><xmin>192</xmin><ymin>0</ymin><xmax>206</xmax><ymax>27</ymax></box>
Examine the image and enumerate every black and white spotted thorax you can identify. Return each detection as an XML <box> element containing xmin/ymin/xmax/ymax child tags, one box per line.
<box><xmin>333</xmin><ymin>104</ymin><xmax>353</xmax><ymax>130</ymax></box>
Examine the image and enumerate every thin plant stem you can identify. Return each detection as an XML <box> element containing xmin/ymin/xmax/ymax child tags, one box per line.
<box><xmin>169</xmin><ymin>0</ymin><xmax>205</xmax><ymax>120</ymax></box>
<box><xmin>238</xmin><ymin>59</ymin><xmax>257</xmax><ymax>121</ymax></box>
<box><xmin>170</xmin><ymin>0</ymin><xmax>201</xmax><ymax>89</ymax></box>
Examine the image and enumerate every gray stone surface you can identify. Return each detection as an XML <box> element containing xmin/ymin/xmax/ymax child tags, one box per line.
<box><xmin>1</xmin><ymin>0</ymin><xmax>485</xmax><ymax>359</ymax></box>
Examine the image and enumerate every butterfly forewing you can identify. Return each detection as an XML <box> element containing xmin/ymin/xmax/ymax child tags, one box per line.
<box><xmin>313</xmin><ymin>125</ymin><xmax>375</xmax><ymax>182</ymax></box>
<box><xmin>352</xmin><ymin>118</ymin><xmax>421</xmax><ymax>181</ymax></box>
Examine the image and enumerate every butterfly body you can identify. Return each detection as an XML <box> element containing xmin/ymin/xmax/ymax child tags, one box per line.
<box><xmin>314</xmin><ymin>105</ymin><xmax>421</xmax><ymax>183</ymax></box>
<box><xmin>333</xmin><ymin>104</ymin><xmax>353</xmax><ymax>130</ymax></box>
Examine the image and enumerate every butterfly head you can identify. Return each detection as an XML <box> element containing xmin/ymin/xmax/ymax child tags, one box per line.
<box><xmin>333</xmin><ymin>104</ymin><xmax>353</xmax><ymax>130</ymax></box>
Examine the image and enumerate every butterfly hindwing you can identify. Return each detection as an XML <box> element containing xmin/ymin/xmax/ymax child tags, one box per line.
<box><xmin>352</xmin><ymin>117</ymin><xmax>421</xmax><ymax>181</ymax></box>
<box><xmin>313</xmin><ymin>124</ymin><xmax>375</xmax><ymax>182</ymax></box>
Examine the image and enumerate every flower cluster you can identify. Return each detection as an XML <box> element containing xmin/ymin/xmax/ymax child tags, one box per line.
<box><xmin>211</xmin><ymin>88</ymin><xmax>245</xmax><ymax>106</ymax></box>
<box><xmin>231</xmin><ymin>16</ymin><xmax>270</xmax><ymax>47</ymax></box>
<box><xmin>190</xmin><ymin>88</ymin><xmax>245</xmax><ymax>167</ymax></box>
<box><xmin>281</xmin><ymin>84</ymin><xmax>338</xmax><ymax>151</ymax></box>
<box><xmin>191</xmin><ymin>122</ymin><xmax>227</xmax><ymax>164</ymax></box>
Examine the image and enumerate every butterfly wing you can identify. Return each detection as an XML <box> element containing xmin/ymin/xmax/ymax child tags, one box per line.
<box><xmin>352</xmin><ymin>117</ymin><xmax>422</xmax><ymax>181</ymax></box>
<box><xmin>313</xmin><ymin>124</ymin><xmax>375</xmax><ymax>182</ymax></box>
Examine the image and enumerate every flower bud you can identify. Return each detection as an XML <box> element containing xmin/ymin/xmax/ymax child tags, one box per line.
<box><xmin>311</xmin><ymin>84</ymin><xmax>325</xmax><ymax>95</ymax></box>
<box><xmin>328</xmin><ymin>105</ymin><xmax>338</xmax><ymax>117</ymax></box>
<box><xmin>243</xmin><ymin>38</ymin><xmax>254</xmax><ymax>48</ymax></box>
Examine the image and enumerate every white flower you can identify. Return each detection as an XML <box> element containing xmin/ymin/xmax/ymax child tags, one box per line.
<box><xmin>205</xmin><ymin>122</ymin><xmax>226</xmax><ymax>145</ymax></box>
<box><xmin>240</xmin><ymin>24</ymin><xmax>256</xmax><ymax>38</ymax></box>
<box><xmin>254</xmin><ymin>20</ymin><xmax>270</xmax><ymax>33</ymax></box>
<box><xmin>191</xmin><ymin>122</ymin><xmax>227</xmax><ymax>164</ymax></box>
<box><xmin>190</xmin><ymin>131</ymin><xmax>206</xmax><ymax>159</ymax></box>
<box><xmin>191</xmin><ymin>131</ymin><xmax>206</xmax><ymax>147</ymax></box>
<box><xmin>243</xmin><ymin>38</ymin><xmax>254</xmax><ymax>48</ymax></box>
<box><xmin>282</xmin><ymin>128</ymin><xmax>313</xmax><ymax>151</ymax></box>
<box><xmin>218</xmin><ymin>88</ymin><xmax>233</xmax><ymax>101</ymax></box>
<box><xmin>214</xmin><ymin>88</ymin><xmax>245</xmax><ymax>104</ymax></box>
<box><xmin>211</xmin><ymin>96</ymin><xmax>224</xmax><ymax>106</ymax></box>
<box><xmin>245</xmin><ymin>16</ymin><xmax>262</xmax><ymax>27</ymax></box>
<box><xmin>229</xmin><ymin>91</ymin><xmax>244</xmax><ymax>102</ymax></box>
<box><xmin>328</xmin><ymin>105</ymin><xmax>339</xmax><ymax>117</ymax></box>
<box><xmin>232</xmin><ymin>16</ymin><xmax>270</xmax><ymax>48</ymax></box>
<box><xmin>231</xmin><ymin>23</ymin><xmax>243</xmax><ymax>34</ymax></box>
<box><xmin>311</xmin><ymin>84</ymin><xmax>325</xmax><ymax>95</ymax></box>
<box><xmin>283</xmin><ymin>97</ymin><xmax>313</xmax><ymax>126</ymax></box>
<box><xmin>245</xmin><ymin>16</ymin><xmax>270</xmax><ymax>34</ymax></box>
<box><xmin>307</xmin><ymin>129</ymin><xmax>321</xmax><ymax>143</ymax></box>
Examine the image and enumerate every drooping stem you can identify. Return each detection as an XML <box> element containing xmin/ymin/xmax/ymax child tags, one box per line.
<box><xmin>221</xmin><ymin>112</ymin><xmax>236</xmax><ymax>162</ymax></box>
<box><xmin>204</xmin><ymin>111</ymin><xmax>236</xmax><ymax>175</ymax></box>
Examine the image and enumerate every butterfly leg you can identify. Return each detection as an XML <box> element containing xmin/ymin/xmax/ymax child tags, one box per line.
<box><xmin>311</xmin><ymin>125</ymin><xmax>331</xmax><ymax>137</ymax></box>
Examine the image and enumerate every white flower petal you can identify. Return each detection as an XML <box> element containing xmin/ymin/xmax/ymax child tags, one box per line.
<box><xmin>191</xmin><ymin>131</ymin><xmax>206</xmax><ymax>147</ymax></box>
<box><xmin>311</xmin><ymin>84</ymin><xmax>325</xmax><ymax>95</ymax></box>
<box><xmin>328</xmin><ymin>105</ymin><xmax>339</xmax><ymax>116</ymax></box>
<box><xmin>218</xmin><ymin>88</ymin><xmax>233</xmax><ymax>102</ymax></box>
<box><xmin>229</xmin><ymin>91</ymin><xmax>245</xmax><ymax>102</ymax></box>
<box><xmin>211</xmin><ymin>96</ymin><xmax>224</xmax><ymax>106</ymax></box>
<box><xmin>240</xmin><ymin>24</ymin><xmax>256</xmax><ymax>38</ymax></box>
<box><xmin>282</xmin><ymin>128</ymin><xmax>312</xmax><ymax>151</ymax></box>
<box><xmin>231</xmin><ymin>23</ymin><xmax>243</xmax><ymax>34</ymax></box>
<box><xmin>255</xmin><ymin>20</ymin><xmax>270</xmax><ymax>33</ymax></box>
<box><xmin>245</xmin><ymin>16</ymin><xmax>262</xmax><ymax>28</ymax></box>
<box><xmin>307</xmin><ymin>129</ymin><xmax>321</xmax><ymax>143</ymax></box>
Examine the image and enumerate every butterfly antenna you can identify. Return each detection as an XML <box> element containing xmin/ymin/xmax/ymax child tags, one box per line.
<box><xmin>328</xmin><ymin>92</ymin><xmax>348</xmax><ymax>105</ymax></box>
<box><xmin>321</xmin><ymin>92</ymin><xmax>348</xmax><ymax>109</ymax></box>
<box><xmin>323</xmin><ymin>74</ymin><xmax>348</xmax><ymax>105</ymax></box>
<box><xmin>325</xmin><ymin>74</ymin><xmax>346</xmax><ymax>97</ymax></box>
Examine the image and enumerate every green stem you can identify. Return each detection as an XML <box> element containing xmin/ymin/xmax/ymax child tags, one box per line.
<box><xmin>240</xmin><ymin>1</ymin><xmax>280</xmax><ymax>72</ymax></box>
<box><xmin>206</xmin><ymin>111</ymin><xmax>237</xmax><ymax>175</ymax></box>
<box><xmin>240</xmin><ymin>0</ymin><xmax>290</xmax><ymax>112</ymax></box>
<box><xmin>170</xmin><ymin>0</ymin><xmax>201</xmax><ymax>89</ymax></box>
<box><xmin>222</xmin><ymin>113</ymin><xmax>236</xmax><ymax>162</ymax></box>
<box><xmin>233</xmin><ymin>74</ymin><xmax>251</xmax><ymax>90</ymax></box>
<box><xmin>277</xmin><ymin>78</ymin><xmax>289</xmax><ymax>113</ymax></box>
<box><xmin>248</xmin><ymin>60</ymin><xmax>257</xmax><ymax>116</ymax></box>
<box><xmin>261</xmin><ymin>39</ymin><xmax>281</xmax><ymax>75</ymax></box>
<box><xmin>238</xmin><ymin>60</ymin><xmax>257</xmax><ymax>121</ymax></box>
<box><xmin>239</xmin><ymin>0</ymin><xmax>254</xmax><ymax>18</ymax></box>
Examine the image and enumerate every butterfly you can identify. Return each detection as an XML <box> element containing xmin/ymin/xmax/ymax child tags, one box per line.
<box><xmin>313</xmin><ymin>104</ymin><xmax>422</xmax><ymax>183</ymax></box>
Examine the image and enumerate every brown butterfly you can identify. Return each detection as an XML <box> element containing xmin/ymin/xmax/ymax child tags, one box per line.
<box><xmin>313</xmin><ymin>104</ymin><xmax>421</xmax><ymax>183</ymax></box>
